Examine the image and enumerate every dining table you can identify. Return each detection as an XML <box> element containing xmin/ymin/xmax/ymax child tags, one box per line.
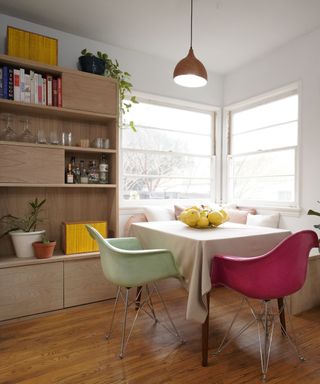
<box><xmin>131</xmin><ymin>220</ymin><xmax>291</xmax><ymax>366</ymax></box>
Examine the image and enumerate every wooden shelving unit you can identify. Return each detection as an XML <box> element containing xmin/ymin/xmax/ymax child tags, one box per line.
<box><xmin>0</xmin><ymin>54</ymin><xmax>119</xmax><ymax>321</ymax></box>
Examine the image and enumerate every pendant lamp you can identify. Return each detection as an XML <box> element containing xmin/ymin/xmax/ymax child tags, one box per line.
<box><xmin>173</xmin><ymin>0</ymin><xmax>207</xmax><ymax>87</ymax></box>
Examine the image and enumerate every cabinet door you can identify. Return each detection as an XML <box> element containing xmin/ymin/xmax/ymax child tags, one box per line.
<box><xmin>0</xmin><ymin>262</ymin><xmax>63</xmax><ymax>321</ymax></box>
<box><xmin>0</xmin><ymin>144</ymin><xmax>64</xmax><ymax>184</ymax></box>
<box><xmin>62</xmin><ymin>72</ymin><xmax>118</xmax><ymax>115</ymax></box>
<box><xmin>64</xmin><ymin>257</ymin><xmax>116</xmax><ymax>307</ymax></box>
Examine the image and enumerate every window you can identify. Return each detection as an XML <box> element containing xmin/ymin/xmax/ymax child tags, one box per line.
<box><xmin>121</xmin><ymin>96</ymin><xmax>216</xmax><ymax>201</ymax></box>
<box><xmin>226</xmin><ymin>88</ymin><xmax>299</xmax><ymax>206</ymax></box>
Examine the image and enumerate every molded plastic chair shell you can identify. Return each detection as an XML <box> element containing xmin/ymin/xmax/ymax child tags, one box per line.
<box><xmin>86</xmin><ymin>225</ymin><xmax>181</xmax><ymax>287</ymax></box>
<box><xmin>211</xmin><ymin>230</ymin><xmax>319</xmax><ymax>300</ymax></box>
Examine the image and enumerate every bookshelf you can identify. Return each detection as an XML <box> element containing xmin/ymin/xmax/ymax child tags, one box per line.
<box><xmin>0</xmin><ymin>54</ymin><xmax>119</xmax><ymax>320</ymax></box>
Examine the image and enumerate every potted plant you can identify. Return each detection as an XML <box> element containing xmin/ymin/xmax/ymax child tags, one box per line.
<box><xmin>32</xmin><ymin>233</ymin><xmax>56</xmax><ymax>259</ymax></box>
<box><xmin>0</xmin><ymin>198</ymin><xmax>46</xmax><ymax>258</ymax></box>
<box><xmin>78</xmin><ymin>49</ymin><xmax>106</xmax><ymax>75</ymax></box>
<box><xmin>79</xmin><ymin>49</ymin><xmax>138</xmax><ymax>131</ymax></box>
<box><xmin>307</xmin><ymin>202</ymin><xmax>320</xmax><ymax>231</ymax></box>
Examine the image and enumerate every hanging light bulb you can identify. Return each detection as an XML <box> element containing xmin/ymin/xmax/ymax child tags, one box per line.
<box><xmin>173</xmin><ymin>0</ymin><xmax>208</xmax><ymax>88</ymax></box>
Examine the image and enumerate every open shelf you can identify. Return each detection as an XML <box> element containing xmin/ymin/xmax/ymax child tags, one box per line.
<box><xmin>0</xmin><ymin>183</ymin><xmax>117</xmax><ymax>188</ymax></box>
<box><xmin>0</xmin><ymin>98</ymin><xmax>116</xmax><ymax>123</ymax></box>
<box><xmin>0</xmin><ymin>251</ymin><xmax>101</xmax><ymax>268</ymax></box>
<box><xmin>0</xmin><ymin>141</ymin><xmax>116</xmax><ymax>154</ymax></box>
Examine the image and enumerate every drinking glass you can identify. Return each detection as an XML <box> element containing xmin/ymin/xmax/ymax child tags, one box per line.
<box><xmin>0</xmin><ymin>113</ymin><xmax>17</xmax><ymax>141</ymax></box>
<box><xmin>49</xmin><ymin>130</ymin><xmax>59</xmax><ymax>145</ymax></box>
<box><xmin>37</xmin><ymin>128</ymin><xmax>47</xmax><ymax>144</ymax></box>
<box><xmin>19</xmin><ymin>119</ymin><xmax>35</xmax><ymax>143</ymax></box>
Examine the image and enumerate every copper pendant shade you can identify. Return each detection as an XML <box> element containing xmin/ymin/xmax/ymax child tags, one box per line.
<box><xmin>173</xmin><ymin>0</ymin><xmax>207</xmax><ymax>88</ymax></box>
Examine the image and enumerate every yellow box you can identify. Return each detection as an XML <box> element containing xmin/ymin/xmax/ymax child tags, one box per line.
<box><xmin>7</xmin><ymin>26</ymin><xmax>58</xmax><ymax>65</ymax></box>
<box><xmin>62</xmin><ymin>221</ymin><xmax>107</xmax><ymax>255</ymax></box>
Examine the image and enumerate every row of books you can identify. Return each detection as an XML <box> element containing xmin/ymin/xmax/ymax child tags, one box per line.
<box><xmin>0</xmin><ymin>65</ymin><xmax>62</xmax><ymax>107</ymax></box>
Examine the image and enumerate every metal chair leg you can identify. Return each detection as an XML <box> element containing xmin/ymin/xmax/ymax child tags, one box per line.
<box><xmin>119</xmin><ymin>288</ymin><xmax>130</xmax><ymax>359</ymax></box>
<box><xmin>153</xmin><ymin>283</ymin><xmax>184</xmax><ymax>343</ymax></box>
<box><xmin>257</xmin><ymin>300</ymin><xmax>275</xmax><ymax>382</ymax></box>
<box><xmin>278</xmin><ymin>297</ymin><xmax>305</xmax><ymax>361</ymax></box>
<box><xmin>106</xmin><ymin>286</ymin><xmax>121</xmax><ymax>340</ymax></box>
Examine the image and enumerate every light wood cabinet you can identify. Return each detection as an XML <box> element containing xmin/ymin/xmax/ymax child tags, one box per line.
<box><xmin>0</xmin><ymin>262</ymin><xmax>64</xmax><ymax>321</ymax></box>
<box><xmin>0</xmin><ymin>54</ymin><xmax>119</xmax><ymax>321</ymax></box>
<box><xmin>64</xmin><ymin>258</ymin><xmax>116</xmax><ymax>307</ymax></box>
<box><xmin>0</xmin><ymin>144</ymin><xmax>64</xmax><ymax>184</ymax></box>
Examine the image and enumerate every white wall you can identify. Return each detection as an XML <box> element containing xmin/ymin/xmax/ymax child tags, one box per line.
<box><xmin>0</xmin><ymin>13</ymin><xmax>223</xmax><ymax>106</ymax></box>
<box><xmin>224</xmin><ymin>28</ymin><xmax>320</xmax><ymax>233</ymax></box>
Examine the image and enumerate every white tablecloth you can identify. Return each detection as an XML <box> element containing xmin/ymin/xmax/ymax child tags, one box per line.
<box><xmin>131</xmin><ymin>221</ymin><xmax>291</xmax><ymax>323</ymax></box>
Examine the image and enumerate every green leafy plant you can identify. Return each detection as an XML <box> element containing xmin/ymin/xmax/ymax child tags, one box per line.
<box><xmin>80</xmin><ymin>49</ymin><xmax>138</xmax><ymax>131</ymax></box>
<box><xmin>0</xmin><ymin>198</ymin><xmax>46</xmax><ymax>238</ymax></box>
<box><xmin>41</xmin><ymin>233</ymin><xmax>51</xmax><ymax>244</ymax></box>
<box><xmin>307</xmin><ymin>201</ymin><xmax>320</xmax><ymax>230</ymax></box>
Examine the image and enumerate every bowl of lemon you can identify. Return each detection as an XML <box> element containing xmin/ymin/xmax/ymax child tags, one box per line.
<box><xmin>178</xmin><ymin>206</ymin><xmax>229</xmax><ymax>228</ymax></box>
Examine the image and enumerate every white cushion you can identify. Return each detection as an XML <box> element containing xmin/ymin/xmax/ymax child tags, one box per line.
<box><xmin>144</xmin><ymin>206</ymin><xmax>175</xmax><ymax>222</ymax></box>
<box><xmin>247</xmin><ymin>213</ymin><xmax>280</xmax><ymax>228</ymax></box>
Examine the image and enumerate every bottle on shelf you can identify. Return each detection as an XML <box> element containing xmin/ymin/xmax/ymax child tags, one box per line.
<box><xmin>70</xmin><ymin>156</ymin><xmax>80</xmax><ymax>184</ymax></box>
<box><xmin>65</xmin><ymin>163</ymin><xmax>74</xmax><ymax>184</ymax></box>
<box><xmin>80</xmin><ymin>160</ymin><xmax>88</xmax><ymax>184</ymax></box>
<box><xmin>99</xmin><ymin>154</ymin><xmax>109</xmax><ymax>184</ymax></box>
<box><xmin>88</xmin><ymin>160</ymin><xmax>99</xmax><ymax>184</ymax></box>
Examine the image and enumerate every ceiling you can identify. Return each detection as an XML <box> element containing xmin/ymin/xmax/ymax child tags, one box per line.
<box><xmin>1</xmin><ymin>0</ymin><xmax>320</xmax><ymax>74</ymax></box>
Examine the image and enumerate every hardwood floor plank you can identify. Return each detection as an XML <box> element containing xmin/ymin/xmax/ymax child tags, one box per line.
<box><xmin>1</xmin><ymin>287</ymin><xmax>320</xmax><ymax>383</ymax></box>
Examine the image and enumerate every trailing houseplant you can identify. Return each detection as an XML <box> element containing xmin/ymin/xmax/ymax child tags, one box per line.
<box><xmin>0</xmin><ymin>198</ymin><xmax>47</xmax><ymax>258</ymax></box>
<box><xmin>79</xmin><ymin>49</ymin><xmax>138</xmax><ymax>131</ymax></box>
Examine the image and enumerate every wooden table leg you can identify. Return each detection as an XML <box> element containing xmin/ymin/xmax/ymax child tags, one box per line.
<box><xmin>201</xmin><ymin>292</ymin><xmax>210</xmax><ymax>367</ymax></box>
<box><xmin>277</xmin><ymin>297</ymin><xmax>286</xmax><ymax>335</ymax></box>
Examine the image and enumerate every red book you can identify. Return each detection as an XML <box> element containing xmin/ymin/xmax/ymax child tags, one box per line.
<box><xmin>57</xmin><ymin>77</ymin><xmax>62</xmax><ymax>107</ymax></box>
<box><xmin>52</xmin><ymin>78</ymin><xmax>58</xmax><ymax>107</ymax></box>
<box><xmin>37</xmin><ymin>74</ymin><xmax>42</xmax><ymax>104</ymax></box>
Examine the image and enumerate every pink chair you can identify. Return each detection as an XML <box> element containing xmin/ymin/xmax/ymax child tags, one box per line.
<box><xmin>210</xmin><ymin>230</ymin><xmax>319</xmax><ymax>381</ymax></box>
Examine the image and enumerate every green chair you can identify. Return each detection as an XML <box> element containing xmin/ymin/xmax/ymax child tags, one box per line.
<box><xmin>86</xmin><ymin>225</ymin><xmax>184</xmax><ymax>358</ymax></box>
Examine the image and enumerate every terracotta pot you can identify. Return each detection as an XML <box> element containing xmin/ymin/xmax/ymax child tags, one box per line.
<box><xmin>32</xmin><ymin>241</ymin><xmax>56</xmax><ymax>259</ymax></box>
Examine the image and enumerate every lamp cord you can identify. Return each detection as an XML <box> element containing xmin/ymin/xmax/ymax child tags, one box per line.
<box><xmin>190</xmin><ymin>0</ymin><xmax>193</xmax><ymax>48</ymax></box>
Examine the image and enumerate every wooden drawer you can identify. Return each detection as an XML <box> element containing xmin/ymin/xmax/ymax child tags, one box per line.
<box><xmin>0</xmin><ymin>262</ymin><xmax>63</xmax><ymax>321</ymax></box>
<box><xmin>0</xmin><ymin>144</ymin><xmax>64</xmax><ymax>184</ymax></box>
<box><xmin>62</xmin><ymin>72</ymin><xmax>117</xmax><ymax>115</ymax></box>
<box><xmin>64</xmin><ymin>257</ymin><xmax>115</xmax><ymax>307</ymax></box>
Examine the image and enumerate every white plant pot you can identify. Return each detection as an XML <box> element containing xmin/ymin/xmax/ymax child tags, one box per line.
<box><xmin>9</xmin><ymin>230</ymin><xmax>45</xmax><ymax>258</ymax></box>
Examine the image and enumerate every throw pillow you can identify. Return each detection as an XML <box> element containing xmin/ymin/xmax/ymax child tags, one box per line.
<box><xmin>246</xmin><ymin>213</ymin><xmax>280</xmax><ymax>228</ymax></box>
<box><xmin>124</xmin><ymin>213</ymin><xmax>148</xmax><ymax>237</ymax></box>
<box><xmin>225</xmin><ymin>208</ymin><xmax>250</xmax><ymax>224</ymax></box>
<box><xmin>144</xmin><ymin>206</ymin><xmax>176</xmax><ymax>222</ymax></box>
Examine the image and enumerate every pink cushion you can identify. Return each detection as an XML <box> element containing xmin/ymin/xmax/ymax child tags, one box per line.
<box><xmin>225</xmin><ymin>207</ymin><xmax>257</xmax><ymax>224</ymax></box>
<box><xmin>174</xmin><ymin>204</ymin><xmax>186</xmax><ymax>219</ymax></box>
<box><xmin>124</xmin><ymin>213</ymin><xmax>148</xmax><ymax>237</ymax></box>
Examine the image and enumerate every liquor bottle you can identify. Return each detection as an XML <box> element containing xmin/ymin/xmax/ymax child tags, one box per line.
<box><xmin>99</xmin><ymin>154</ymin><xmax>108</xmax><ymax>184</ymax></box>
<box><xmin>88</xmin><ymin>160</ymin><xmax>99</xmax><ymax>184</ymax></box>
<box><xmin>71</xmin><ymin>156</ymin><xmax>80</xmax><ymax>184</ymax></box>
<box><xmin>80</xmin><ymin>160</ymin><xmax>88</xmax><ymax>184</ymax></box>
<box><xmin>65</xmin><ymin>163</ymin><xmax>74</xmax><ymax>184</ymax></box>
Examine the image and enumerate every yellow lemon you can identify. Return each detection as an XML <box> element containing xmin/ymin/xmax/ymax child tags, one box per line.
<box><xmin>219</xmin><ymin>209</ymin><xmax>229</xmax><ymax>223</ymax></box>
<box><xmin>178</xmin><ymin>210</ymin><xmax>189</xmax><ymax>223</ymax></box>
<box><xmin>184</xmin><ymin>208</ymin><xmax>201</xmax><ymax>227</ymax></box>
<box><xmin>208</xmin><ymin>211</ymin><xmax>224</xmax><ymax>226</ymax></box>
<box><xmin>197</xmin><ymin>216</ymin><xmax>210</xmax><ymax>228</ymax></box>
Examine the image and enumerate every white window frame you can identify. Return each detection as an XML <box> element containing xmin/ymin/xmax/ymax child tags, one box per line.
<box><xmin>120</xmin><ymin>91</ymin><xmax>221</xmax><ymax>208</ymax></box>
<box><xmin>222</xmin><ymin>82</ymin><xmax>301</xmax><ymax>211</ymax></box>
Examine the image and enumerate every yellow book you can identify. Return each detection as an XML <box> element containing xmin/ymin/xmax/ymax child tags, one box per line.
<box><xmin>7</xmin><ymin>26</ymin><xmax>58</xmax><ymax>65</ymax></box>
<box><xmin>62</xmin><ymin>221</ymin><xmax>107</xmax><ymax>255</ymax></box>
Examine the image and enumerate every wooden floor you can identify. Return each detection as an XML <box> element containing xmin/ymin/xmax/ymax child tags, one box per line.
<box><xmin>1</xmin><ymin>286</ymin><xmax>320</xmax><ymax>384</ymax></box>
